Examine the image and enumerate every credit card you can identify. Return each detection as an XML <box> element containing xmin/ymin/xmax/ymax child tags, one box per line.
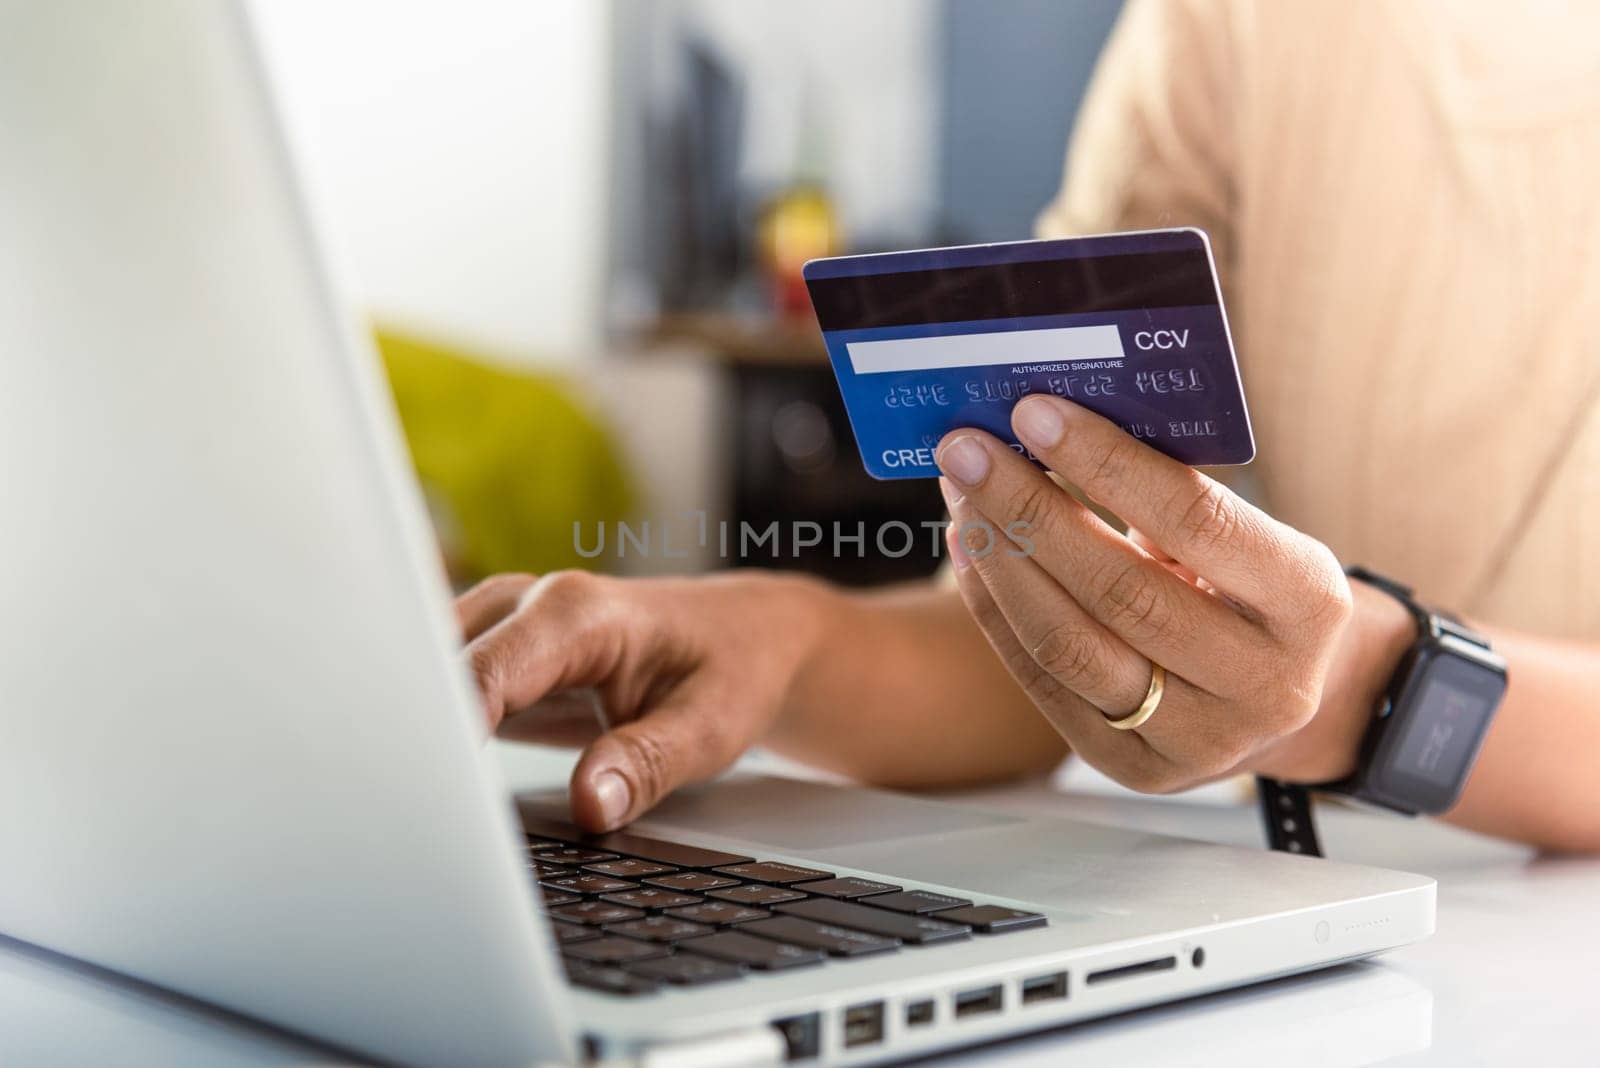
<box><xmin>803</xmin><ymin>228</ymin><xmax>1254</xmax><ymax>479</ymax></box>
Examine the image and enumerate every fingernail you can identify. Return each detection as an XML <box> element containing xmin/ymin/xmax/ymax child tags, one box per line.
<box><xmin>945</xmin><ymin>525</ymin><xmax>971</xmax><ymax>570</ymax></box>
<box><xmin>592</xmin><ymin>771</ymin><xmax>631</xmax><ymax>828</ymax></box>
<box><xmin>937</xmin><ymin>435</ymin><xmax>990</xmax><ymax>486</ymax></box>
<box><xmin>1013</xmin><ymin>396</ymin><xmax>1066</xmax><ymax>449</ymax></box>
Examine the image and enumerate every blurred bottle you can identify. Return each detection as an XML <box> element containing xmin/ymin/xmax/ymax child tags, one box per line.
<box><xmin>756</xmin><ymin>79</ymin><xmax>840</xmax><ymax>322</ymax></box>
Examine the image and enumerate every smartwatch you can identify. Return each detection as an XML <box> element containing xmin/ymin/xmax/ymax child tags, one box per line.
<box><xmin>1258</xmin><ymin>566</ymin><xmax>1508</xmax><ymax>853</ymax></box>
<box><xmin>1327</xmin><ymin>566</ymin><xmax>1508</xmax><ymax>815</ymax></box>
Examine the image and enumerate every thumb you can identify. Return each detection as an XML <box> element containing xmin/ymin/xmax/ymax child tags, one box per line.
<box><xmin>567</xmin><ymin>691</ymin><xmax>740</xmax><ymax>833</ymax></box>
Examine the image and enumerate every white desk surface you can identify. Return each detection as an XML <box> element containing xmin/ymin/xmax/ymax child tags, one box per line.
<box><xmin>4</xmin><ymin>744</ymin><xmax>1594</xmax><ymax>1067</ymax></box>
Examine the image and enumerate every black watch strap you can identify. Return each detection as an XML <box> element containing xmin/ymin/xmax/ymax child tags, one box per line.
<box><xmin>1255</xmin><ymin>777</ymin><xmax>1322</xmax><ymax>857</ymax></box>
<box><xmin>1345</xmin><ymin>564</ymin><xmax>1492</xmax><ymax>649</ymax></box>
<box><xmin>1260</xmin><ymin>568</ymin><xmax>1411</xmax><ymax>853</ymax></box>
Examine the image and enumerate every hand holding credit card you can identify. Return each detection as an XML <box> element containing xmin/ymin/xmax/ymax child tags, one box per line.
<box><xmin>803</xmin><ymin>228</ymin><xmax>1254</xmax><ymax>479</ymax></box>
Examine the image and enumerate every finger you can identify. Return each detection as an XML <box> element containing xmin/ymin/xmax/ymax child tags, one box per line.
<box><xmin>494</xmin><ymin>689</ymin><xmax>607</xmax><ymax>748</ymax></box>
<box><xmin>947</xmin><ymin>494</ymin><xmax>1233</xmax><ymax>790</ymax></box>
<box><xmin>1126</xmin><ymin>526</ymin><xmax>1167</xmax><ymax>559</ymax></box>
<box><xmin>568</xmin><ymin>687</ymin><xmax>745</xmax><ymax>832</ymax></box>
<box><xmin>943</xmin><ymin>484</ymin><xmax>1182</xmax><ymax>786</ymax></box>
<box><xmin>1050</xmin><ymin>525</ymin><xmax>1283</xmax><ymax>771</ymax></box>
<box><xmin>952</xmin><ymin>514</ymin><xmax>1247</xmax><ymax>792</ymax></box>
<box><xmin>1008</xmin><ymin>394</ymin><xmax>1296</xmax><ymax>609</ymax></box>
<box><xmin>1127</xmin><ymin>526</ymin><xmax>1192</xmax><ymax>578</ymax></box>
<box><xmin>463</xmin><ymin>571</ymin><xmax>618</xmax><ymax>729</ymax></box>
<box><xmin>947</xmin><ymin>538</ymin><xmax>1159</xmax><ymax>784</ymax></box>
<box><xmin>941</xmin><ymin>516</ymin><xmax>1072</xmax><ymax>708</ymax></box>
<box><xmin>937</xmin><ymin>430</ymin><xmax>1257</xmax><ymax>686</ymax></box>
<box><xmin>456</xmin><ymin>572</ymin><xmax>537</xmax><ymax>641</ymax></box>
<box><xmin>943</xmin><ymin>481</ymin><xmax>1151</xmax><ymax>716</ymax></box>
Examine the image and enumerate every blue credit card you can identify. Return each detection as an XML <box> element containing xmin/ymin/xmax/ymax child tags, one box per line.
<box><xmin>803</xmin><ymin>228</ymin><xmax>1255</xmax><ymax>479</ymax></box>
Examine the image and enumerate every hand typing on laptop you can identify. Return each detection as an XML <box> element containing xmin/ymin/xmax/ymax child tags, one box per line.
<box><xmin>458</xmin><ymin>569</ymin><xmax>828</xmax><ymax>831</ymax></box>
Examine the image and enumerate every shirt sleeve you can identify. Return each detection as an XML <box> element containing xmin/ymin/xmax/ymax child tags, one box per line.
<box><xmin>1035</xmin><ymin>0</ymin><xmax>1240</xmax><ymax>280</ymax></box>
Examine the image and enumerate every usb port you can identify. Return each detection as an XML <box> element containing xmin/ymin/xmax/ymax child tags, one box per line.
<box><xmin>842</xmin><ymin>1002</ymin><xmax>884</xmax><ymax>1048</ymax></box>
<box><xmin>1021</xmin><ymin>972</ymin><xmax>1068</xmax><ymax>1004</ymax></box>
<box><xmin>771</xmin><ymin>1013</ymin><xmax>820</xmax><ymax>1061</ymax></box>
<box><xmin>905</xmin><ymin>999</ymin><xmax>935</xmax><ymax>1027</ymax></box>
<box><xmin>953</xmin><ymin>984</ymin><xmax>1003</xmax><ymax>1019</ymax></box>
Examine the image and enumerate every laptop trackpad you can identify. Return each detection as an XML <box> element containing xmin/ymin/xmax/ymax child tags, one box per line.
<box><xmin>631</xmin><ymin>774</ymin><xmax>1021</xmax><ymax>852</ymax></box>
<box><xmin>518</xmin><ymin>773</ymin><xmax>1019</xmax><ymax>851</ymax></box>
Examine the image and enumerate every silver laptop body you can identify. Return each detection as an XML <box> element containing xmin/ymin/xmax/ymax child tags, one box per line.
<box><xmin>0</xmin><ymin>3</ymin><xmax>1434</xmax><ymax>1065</ymax></box>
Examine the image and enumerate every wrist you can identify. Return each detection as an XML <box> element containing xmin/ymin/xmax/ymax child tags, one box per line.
<box><xmin>1258</xmin><ymin>575</ymin><xmax>1415</xmax><ymax>782</ymax></box>
<box><xmin>707</xmin><ymin>568</ymin><xmax>836</xmax><ymax>701</ymax></box>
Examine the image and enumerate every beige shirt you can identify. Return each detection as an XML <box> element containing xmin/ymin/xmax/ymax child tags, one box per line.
<box><xmin>1037</xmin><ymin>0</ymin><xmax>1600</xmax><ymax>639</ymax></box>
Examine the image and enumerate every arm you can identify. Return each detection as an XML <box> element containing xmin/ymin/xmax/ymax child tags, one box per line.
<box><xmin>930</xmin><ymin>397</ymin><xmax>1600</xmax><ymax>857</ymax></box>
<box><xmin>770</xmin><ymin>579</ymin><xmax>1069</xmax><ymax>788</ymax></box>
<box><xmin>1446</xmin><ymin>627</ymin><xmax>1600</xmax><ymax>850</ymax></box>
<box><xmin>835</xmin><ymin>576</ymin><xmax>1600</xmax><ymax>850</ymax></box>
<box><xmin>1303</xmin><ymin>584</ymin><xmax>1600</xmax><ymax>852</ymax></box>
<box><xmin>459</xmin><ymin>508</ymin><xmax>1600</xmax><ymax>851</ymax></box>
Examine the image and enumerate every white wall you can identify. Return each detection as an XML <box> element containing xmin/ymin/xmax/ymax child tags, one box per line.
<box><xmin>681</xmin><ymin>0</ymin><xmax>939</xmax><ymax>241</ymax></box>
<box><xmin>250</xmin><ymin>0</ymin><xmax>609</xmax><ymax>363</ymax></box>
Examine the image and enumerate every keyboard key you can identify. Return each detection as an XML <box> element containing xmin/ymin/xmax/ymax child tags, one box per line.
<box><xmin>541</xmin><ymin>848</ymin><xmax>620</xmax><ymax>865</ymax></box>
<box><xmin>679</xmin><ymin>930</ymin><xmax>824</xmax><ymax>971</ymax></box>
<box><xmin>713</xmin><ymin>862</ymin><xmax>833</xmax><ymax>885</ymax></box>
<box><xmin>540</xmin><ymin>891</ymin><xmax>582</xmax><ymax>907</ymax></box>
<box><xmin>643</xmin><ymin>872</ymin><xmax>741</xmax><ymax>893</ymax></box>
<box><xmin>599</xmin><ymin>889</ymin><xmax>703</xmax><ymax>911</ymax></box>
<box><xmin>565</xmin><ymin>960</ymin><xmax>659</xmax><ymax>996</ymax></box>
<box><xmin>583</xmin><ymin>858</ymin><xmax>677</xmax><ymax>879</ymax></box>
<box><xmin>525</xmin><ymin>837</ymin><xmax>565</xmax><ymax>852</ymax></box>
<box><xmin>775</xmin><ymin>898</ymin><xmax>970</xmax><ymax>945</ymax></box>
<box><xmin>563</xmin><ymin>936</ymin><xmax>670</xmax><ymax>964</ymax></box>
<box><xmin>551</xmin><ymin>921</ymin><xmax>602</xmax><ymax>945</ymax></box>
<box><xmin>791</xmin><ymin>877</ymin><xmax>900</xmax><ymax>899</ymax></box>
<box><xmin>521</xmin><ymin>817</ymin><xmax>754</xmax><ymax>869</ymax></box>
<box><xmin>530</xmin><ymin>860</ymin><xmax>571</xmax><ymax>878</ymax></box>
<box><xmin>605</xmin><ymin>916</ymin><xmax>714</xmax><ymax>943</ymax></box>
<box><xmin>665</xmin><ymin>902</ymin><xmax>770</xmax><ymax>926</ymax></box>
<box><xmin>625</xmin><ymin>953</ymin><xmax>744</xmax><ymax>986</ymax></box>
<box><xmin>549</xmin><ymin>902</ymin><xmax>646</xmax><ymax>926</ymax></box>
<box><xmin>864</xmin><ymin>890</ymin><xmax>973</xmax><ymax>914</ymax></box>
<box><xmin>741</xmin><ymin>916</ymin><xmax>900</xmax><ymax>958</ymax></box>
<box><xmin>933</xmin><ymin>905</ymin><xmax>1047</xmax><ymax>933</ymax></box>
<box><xmin>542</xmin><ymin>875</ymin><xmax>637</xmax><ymax>896</ymax></box>
<box><xmin>707</xmin><ymin>884</ymin><xmax>808</xmax><ymax>907</ymax></box>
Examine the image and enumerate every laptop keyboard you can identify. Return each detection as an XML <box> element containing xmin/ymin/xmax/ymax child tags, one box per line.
<box><xmin>522</xmin><ymin>817</ymin><xmax>1046</xmax><ymax>997</ymax></box>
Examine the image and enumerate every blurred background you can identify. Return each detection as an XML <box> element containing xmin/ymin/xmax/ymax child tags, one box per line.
<box><xmin>250</xmin><ymin>0</ymin><xmax>1125</xmax><ymax>587</ymax></box>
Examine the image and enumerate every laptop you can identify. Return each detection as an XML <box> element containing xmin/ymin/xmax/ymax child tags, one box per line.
<box><xmin>0</xmin><ymin>3</ymin><xmax>1435</xmax><ymax>1065</ymax></box>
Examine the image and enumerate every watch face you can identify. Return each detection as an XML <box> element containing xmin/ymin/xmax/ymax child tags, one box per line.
<box><xmin>1375</xmin><ymin>646</ymin><xmax>1507</xmax><ymax>814</ymax></box>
